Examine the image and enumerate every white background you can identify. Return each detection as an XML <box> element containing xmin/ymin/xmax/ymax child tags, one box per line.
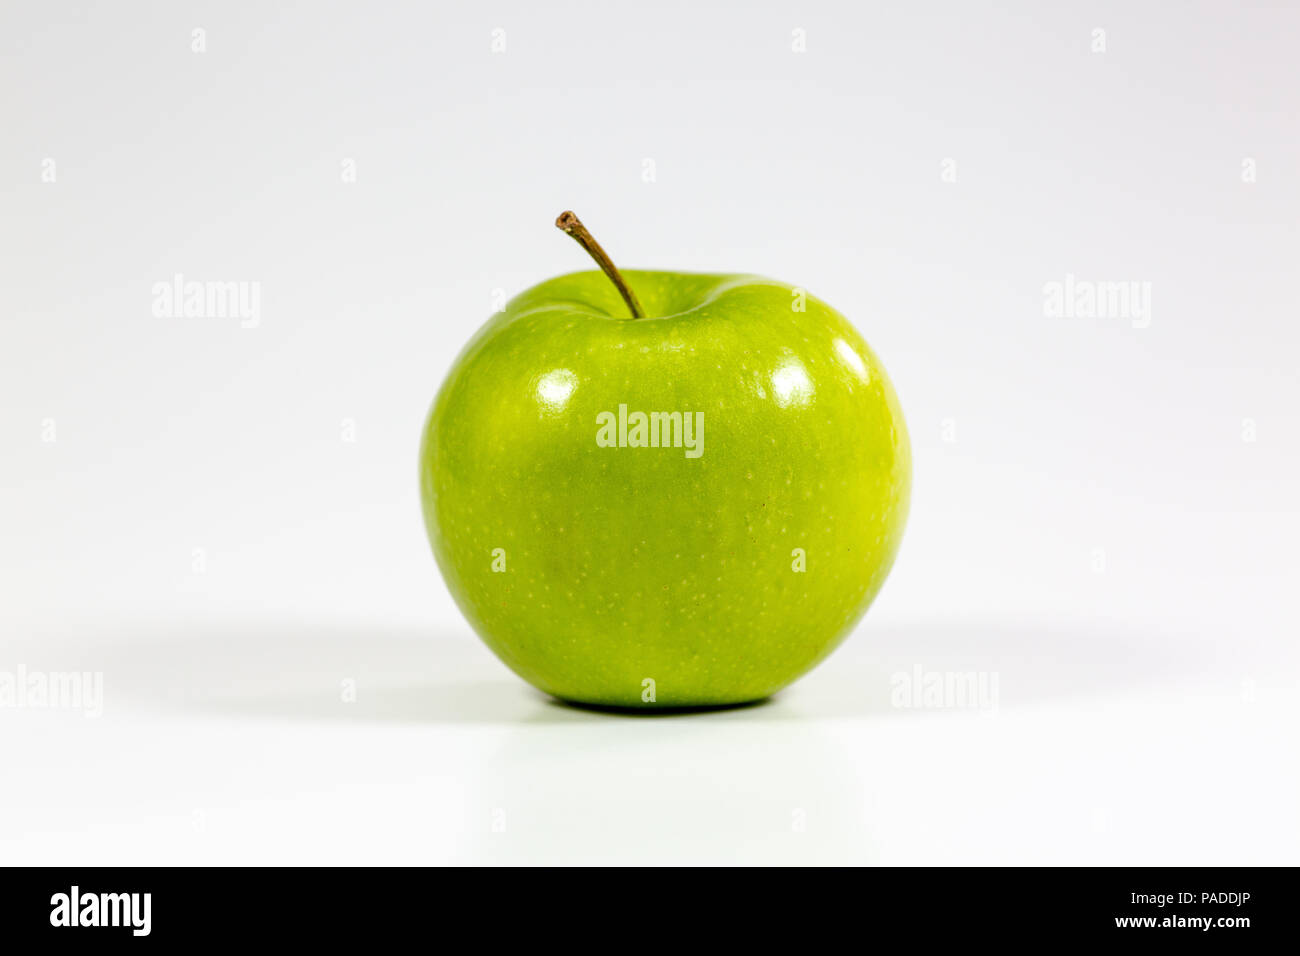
<box><xmin>2</xmin><ymin>1</ymin><xmax>1297</xmax><ymax>864</ymax></box>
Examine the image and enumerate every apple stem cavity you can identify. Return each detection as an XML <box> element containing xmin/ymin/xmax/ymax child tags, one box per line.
<box><xmin>555</xmin><ymin>211</ymin><xmax>645</xmax><ymax>319</ymax></box>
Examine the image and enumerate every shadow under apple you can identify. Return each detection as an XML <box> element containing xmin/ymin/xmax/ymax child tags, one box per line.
<box><xmin>12</xmin><ymin>615</ymin><xmax>1224</xmax><ymax>726</ymax></box>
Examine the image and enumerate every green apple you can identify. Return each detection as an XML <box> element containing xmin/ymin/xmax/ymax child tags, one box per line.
<box><xmin>419</xmin><ymin>213</ymin><xmax>910</xmax><ymax>708</ymax></box>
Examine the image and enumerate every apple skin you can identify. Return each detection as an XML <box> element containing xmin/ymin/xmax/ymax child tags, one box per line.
<box><xmin>420</xmin><ymin>270</ymin><xmax>910</xmax><ymax>707</ymax></box>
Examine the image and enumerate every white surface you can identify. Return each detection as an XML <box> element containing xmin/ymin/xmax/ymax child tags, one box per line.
<box><xmin>2</xmin><ymin>1</ymin><xmax>1297</xmax><ymax>865</ymax></box>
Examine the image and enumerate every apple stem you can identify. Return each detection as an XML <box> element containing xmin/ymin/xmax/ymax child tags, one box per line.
<box><xmin>555</xmin><ymin>211</ymin><xmax>645</xmax><ymax>319</ymax></box>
